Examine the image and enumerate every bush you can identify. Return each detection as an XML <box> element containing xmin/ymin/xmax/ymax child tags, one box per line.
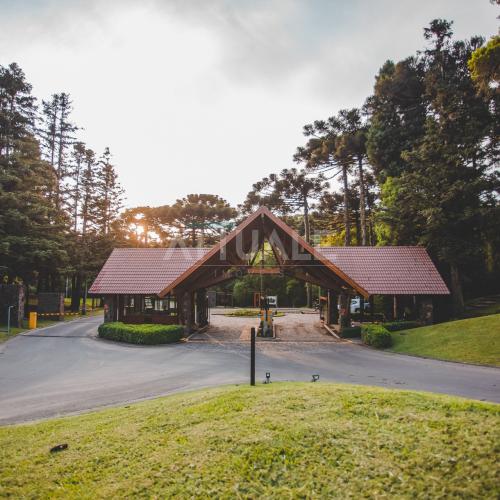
<box><xmin>361</xmin><ymin>324</ymin><xmax>393</xmax><ymax>348</ymax></box>
<box><xmin>98</xmin><ymin>322</ymin><xmax>184</xmax><ymax>345</ymax></box>
<box><xmin>340</xmin><ymin>326</ymin><xmax>361</xmax><ymax>338</ymax></box>
<box><xmin>351</xmin><ymin>312</ymin><xmax>386</xmax><ymax>322</ymax></box>
<box><xmin>382</xmin><ymin>320</ymin><xmax>421</xmax><ymax>332</ymax></box>
<box><xmin>225</xmin><ymin>309</ymin><xmax>285</xmax><ymax>318</ymax></box>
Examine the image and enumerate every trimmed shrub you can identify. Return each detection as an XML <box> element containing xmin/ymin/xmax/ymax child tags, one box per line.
<box><xmin>361</xmin><ymin>324</ymin><xmax>393</xmax><ymax>348</ymax></box>
<box><xmin>98</xmin><ymin>322</ymin><xmax>184</xmax><ymax>345</ymax></box>
<box><xmin>351</xmin><ymin>312</ymin><xmax>386</xmax><ymax>322</ymax></box>
<box><xmin>340</xmin><ymin>326</ymin><xmax>361</xmax><ymax>338</ymax></box>
<box><xmin>382</xmin><ymin>320</ymin><xmax>421</xmax><ymax>332</ymax></box>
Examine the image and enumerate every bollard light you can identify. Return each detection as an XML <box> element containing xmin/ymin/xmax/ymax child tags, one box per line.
<box><xmin>312</xmin><ymin>374</ymin><xmax>320</xmax><ymax>382</ymax></box>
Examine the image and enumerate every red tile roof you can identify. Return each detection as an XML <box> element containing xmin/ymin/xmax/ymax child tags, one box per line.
<box><xmin>90</xmin><ymin>245</ymin><xmax>449</xmax><ymax>296</ymax></box>
<box><xmin>89</xmin><ymin>247</ymin><xmax>210</xmax><ymax>295</ymax></box>
<box><xmin>317</xmin><ymin>246</ymin><xmax>449</xmax><ymax>295</ymax></box>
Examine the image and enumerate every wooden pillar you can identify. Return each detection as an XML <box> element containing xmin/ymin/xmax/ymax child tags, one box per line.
<box><xmin>103</xmin><ymin>296</ymin><xmax>114</xmax><ymax>322</ymax></box>
<box><xmin>418</xmin><ymin>296</ymin><xmax>434</xmax><ymax>325</ymax></box>
<box><xmin>327</xmin><ymin>290</ymin><xmax>339</xmax><ymax>325</ymax></box>
<box><xmin>196</xmin><ymin>288</ymin><xmax>208</xmax><ymax>327</ymax></box>
<box><xmin>339</xmin><ymin>292</ymin><xmax>351</xmax><ymax>330</ymax></box>
<box><xmin>393</xmin><ymin>295</ymin><xmax>398</xmax><ymax>321</ymax></box>
<box><xmin>117</xmin><ymin>295</ymin><xmax>125</xmax><ymax>322</ymax></box>
<box><xmin>181</xmin><ymin>291</ymin><xmax>194</xmax><ymax>333</ymax></box>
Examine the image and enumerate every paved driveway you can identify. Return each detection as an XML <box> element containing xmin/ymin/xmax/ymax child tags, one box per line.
<box><xmin>0</xmin><ymin>314</ymin><xmax>498</xmax><ymax>425</ymax></box>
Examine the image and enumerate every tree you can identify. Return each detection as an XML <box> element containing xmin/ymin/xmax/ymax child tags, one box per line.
<box><xmin>94</xmin><ymin>147</ymin><xmax>124</xmax><ymax>235</ymax></box>
<box><xmin>367</xmin><ymin>20</ymin><xmax>499</xmax><ymax>314</ymax></box>
<box><xmin>468</xmin><ymin>35</ymin><xmax>500</xmax><ymax>95</ymax></box>
<box><xmin>80</xmin><ymin>147</ymin><xmax>97</xmax><ymax>236</ymax></box>
<box><xmin>68</xmin><ymin>142</ymin><xmax>85</xmax><ymax>231</ymax></box>
<box><xmin>40</xmin><ymin>93</ymin><xmax>77</xmax><ymax>211</ymax></box>
<box><xmin>295</xmin><ymin>109</ymin><xmax>371</xmax><ymax>246</ymax></box>
<box><xmin>0</xmin><ymin>63</ymin><xmax>69</xmax><ymax>288</ymax></box>
<box><xmin>162</xmin><ymin>194</ymin><xmax>236</xmax><ymax>247</ymax></box>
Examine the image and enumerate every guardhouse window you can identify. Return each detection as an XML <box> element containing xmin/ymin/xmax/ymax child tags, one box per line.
<box><xmin>144</xmin><ymin>297</ymin><xmax>154</xmax><ymax>310</ymax></box>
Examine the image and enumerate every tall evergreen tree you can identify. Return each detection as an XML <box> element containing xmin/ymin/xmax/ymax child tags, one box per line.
<box><xmin>367</xmin><ymin>20</ymin><xmax>499</xmax><ymax>313</ymax></box>
<box><xmin>0</xmin><ymin>63</ymin><xmax>69</xmax><ymax>288</ymax></box>
<box><xmin>40</xmin><ymin>92</ymin><xmax>77</xmax><ymax>211</ymax></box>
<box><xmin>95</xmin><ymin>147</ymin><xmax>124</xmax><ymax>236</ymax></box>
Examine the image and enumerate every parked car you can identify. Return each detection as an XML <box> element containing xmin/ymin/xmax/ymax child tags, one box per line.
<box><xmin>336</xmin><ymin>297</ymin><xmax>370</xmax><ymax>314</ymax></box>
<box><xmin>350</xmin><ymin>297</ymin><xmax>370</xmax><ymax>314</ymax></box>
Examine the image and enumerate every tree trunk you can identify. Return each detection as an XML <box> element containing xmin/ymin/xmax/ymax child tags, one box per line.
<box><xmin>358</xmin><ymin>155</ymin><xmax>367</xmax><ymax>246</ymax></box>
<box><xmin>70</xmin><ymin>273</ymin><xmax>82</xmax><ymax>313</ymax></box>
<box><xmin>304</xmin><ymin>201</ymin><xmax>312</xmax><ymax>308</ymax></box>
<box><xmin>342</xmin><ymin>163</ymin><xmax>351</xmax><ymax>246</ymax></box>
<box><xmin>450</xmin><ymin>263</ymin><xmax>464</xmax><ymax>316</ymax></box>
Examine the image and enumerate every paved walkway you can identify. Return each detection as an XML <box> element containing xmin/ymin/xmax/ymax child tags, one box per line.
<box><xmin>0</xmin><ymin>314</ymin><xmax>498</xmax><ymax>425</ymax></box>
<box><xmin>192</xmin><ymin>309</ymin><xmax>336</xmax><ymax>343</ymax></box>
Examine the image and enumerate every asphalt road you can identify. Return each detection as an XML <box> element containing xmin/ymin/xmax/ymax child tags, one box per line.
<box><xmin>0</xmin><ymin>315</ymin><xmax>498</xmax><ymax>424</ymax></box>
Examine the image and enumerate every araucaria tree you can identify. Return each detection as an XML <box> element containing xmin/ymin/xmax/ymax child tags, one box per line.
<box><xmin>295</xmin><ymin>108</ymin><xmax>372</xmax><ymax>246</ymax></box>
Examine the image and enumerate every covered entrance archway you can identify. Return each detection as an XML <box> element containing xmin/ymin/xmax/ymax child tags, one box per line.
<box><xmin>158</xmin><ymin>207</ymin><xmax>368</xmax><ymax>333</ymax></box>
<box><xmin>91</xmin><ymin>207</ymin><xmax>449</xmax><ymax>334</ymax></box>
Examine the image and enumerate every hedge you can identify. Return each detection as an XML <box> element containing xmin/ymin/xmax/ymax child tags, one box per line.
<box><xmin>98</xmin><ymin>322</ymin><xmax>185</xmax><ymax>345</ymax></box>
<box><xmin>361</xmin><ymin>324</ymin><xmax>393</xmax><ymax>348</ymax></box>
<box><xmin>340</xmin><ymin>326</ymin><xmax>361</xmax><ymax>338</ymax></box>
<box><xmin>382</xmin><ymin>320</ymin><xmax>421</xmax><ymax>332</ymax></box>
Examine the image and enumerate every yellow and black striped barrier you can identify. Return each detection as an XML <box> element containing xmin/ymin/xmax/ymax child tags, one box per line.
<box><xmin>37</xmin><ymin>311</ymin><xmax>95</xmax><ymax>317</ymax></box>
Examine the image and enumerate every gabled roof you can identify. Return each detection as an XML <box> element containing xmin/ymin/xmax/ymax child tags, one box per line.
<box><xmin>317</xmin><ymin>247</ymin><xmax>449</xmax><ymax>295</ymax></box>
<box><xmin>88</xmin><ymin>247</ymin><xmax>209</xmax><ymax>295</ymax></box>
<box><xmin>89</xmin><ymin>208</ymin><xmax>450</xmax><ymax>297</ymax></box>
<box><xmin>158</xmin><ymin>206</ymin><xmax>368</xmax><ymax>298</ymax></box>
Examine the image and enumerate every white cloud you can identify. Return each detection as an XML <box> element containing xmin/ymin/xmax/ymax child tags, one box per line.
<box><xmin>1</xmin><ymin>0</ymin><xmax>497</xmax><ymax>207</ymax></box>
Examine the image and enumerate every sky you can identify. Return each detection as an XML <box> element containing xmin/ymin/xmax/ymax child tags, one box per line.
<box><xmin>1</xmin><ymin>0</ymin><xmax>498</xmax><ymax>208</ymax></box>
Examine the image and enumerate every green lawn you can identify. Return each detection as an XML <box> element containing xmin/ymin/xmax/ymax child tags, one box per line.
<box><xmin>389</xmin><ymin>314</ymin><xmax>500</xmax><ymax>366</ymax></box>
<box><xmin>1</xmin><ymin>383</ymin><xmax>498</xmax><ymax>498</ymax></box>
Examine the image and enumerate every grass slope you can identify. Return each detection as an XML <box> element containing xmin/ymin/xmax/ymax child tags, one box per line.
<box><xmin>389</xmin><ymin>313</ymin><xmax>500</xmax><ymax>366</ymax></box>
<box><xmin>1</xmin><ymin>383</ymin><xmax>499</xmax><ymax>498</ymax></box>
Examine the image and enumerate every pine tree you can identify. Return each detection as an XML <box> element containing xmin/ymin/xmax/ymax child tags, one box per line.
<box><xmin>68</xmin><ymin>142</ymin><xmax>85</xmax><ymax>231</ymax></box>
<box><xmin>40</xmin><ymin>92</ymin><xmax>77</xmax><ymax>211</ymax></box>
<box><xmin>95</xmin><ymin>147</ymin><xmax>124</xmax><ymax>236</ymax></box>
<box><xmin>0</xmin><ymin>63</ymin><xmax>69</xmax><ymax>287</ymax></box>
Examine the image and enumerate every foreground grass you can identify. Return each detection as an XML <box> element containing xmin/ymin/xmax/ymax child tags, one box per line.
<box><xmin>389</xmin><ymin>314</ymin><xmax>500</xmax><ymax>366</ymax></box>
<box><xmin>1</xmin><ymin>383</ymin><xmax>499</xmax><ymax>498</ymax></box>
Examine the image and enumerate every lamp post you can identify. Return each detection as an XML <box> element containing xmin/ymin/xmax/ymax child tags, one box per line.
<box><xmin>6</xmin><ymin>305</ymin><xmax>13</xmax><ymax>336</ymax></box>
